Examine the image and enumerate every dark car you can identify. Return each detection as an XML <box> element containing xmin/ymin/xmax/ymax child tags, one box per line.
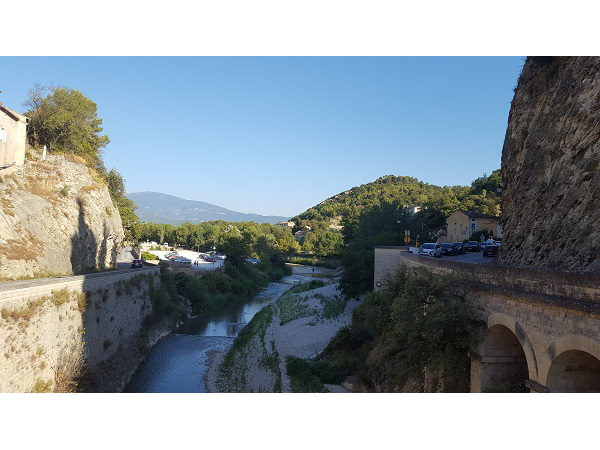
<box><xmin>441</xmin><ymin>243</ymin><xmax>457</xmax><ymax>256</ymax></box>
<box><xmin>482</xmin><ymin>245</ymin><xmax>498</xmax><ymax>257</ymax></box>
<box><xmin>131</xmin><ymin>259</ymin><xmax>143</xmax><ymax>268</ymax></box>
<box><xmin>465</xmin><ymin>241</ymin><xmax>481</xmax><ymax>252</ymax></box>
<box><xmin>453</xmin><ymin>242</ymin><xmax>467</xmax><ymax>254</ymax></box>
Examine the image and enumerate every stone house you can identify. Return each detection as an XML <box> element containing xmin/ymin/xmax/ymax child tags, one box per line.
<box><xmin>444</xmin><ymin>210</ymin><xmax>502</xmax><ymax>243</ymax></box>
<box><xmin>0</xmin><ymin>102</ymin><xmax>28</xmax><ymax>170</ymax></box>
<box><xmin>276</xmin><ymin>221</ymin><xmax>295</xmax><ymax>228</ymax></box>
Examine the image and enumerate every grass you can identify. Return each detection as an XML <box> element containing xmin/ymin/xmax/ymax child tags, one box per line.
<box><xmin>277</xmin><ymin>293</ymin><xmax>317</xmax><ymax>325</ymax></box>
<box><xmin>283</xmin><ymin>256</ymin><xmax>341</xmax><ymax>269</ymax></box>
<box><xmin>218</xmin><ymin>304</ymin><xmax>276</xmax><ymax>392</ymax></box>
<box><xmin>284</xmin><ymin>280</ymin><xmax>327</xmax><ymax>295</ymax></box>
<box><xmin>314</xmin><ymin>293</ymin><xmax>348</xmax><ymax>320</ymax></box>
<box><xmin>276</xmin><ymin>280</ymin><xmax>327</xmax><ymax>325</ymax></box>
<box><xmin>31</xmin><ymin>379</ymin><xmax>53</xmax><ymax>393</ymax></box>
<box><xmin>1</xmin><ymin>197</ymin><xmax>15</xmax><ymax>217</ymax></box>
<box><xmin>0</xmin><ymin>230</ymin><xmax>43</xmax><ymax>262</ymax></box>
<box><xmin>1</xmin><ymin>298</ymin><xmax>46</xmax><ymax>324</ymax></box>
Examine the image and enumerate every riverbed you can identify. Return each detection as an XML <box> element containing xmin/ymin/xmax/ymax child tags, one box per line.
<box><xmin>124</xmin><ymin>266</ymin><xmax>337</xmax><ymax>393</ymax></box>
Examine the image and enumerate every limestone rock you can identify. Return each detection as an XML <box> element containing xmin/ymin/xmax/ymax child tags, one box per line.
<box><xmin>500</xmin><ymin>57</ymin><xmax>600</xmax><ymax>273</ymax></box>
<box><xmin>0</xmin><ymin>153</ymin><xmax>124</xmax><ymax>280</ymax></box>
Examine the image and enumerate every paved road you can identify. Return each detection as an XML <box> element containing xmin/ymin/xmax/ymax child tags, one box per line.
<box><xmin>0</xmin><ymin>263</ymin><xmax>155</xmax><ymax>292</ymax></box>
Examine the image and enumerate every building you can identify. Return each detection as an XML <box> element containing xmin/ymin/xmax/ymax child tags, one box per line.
<box><xmin>294</xmin><ymin>230</ymin><xmax>308</xmax><ymax>241</ymax></box>
<box><xmin>445</xmin><ymin>210</ymin><xmax>502</xmax><ymax>243</ymax></box>
<box><xmin>0</xmin><ymin>102</ymin><xmax>28</xmax><ymax>171</ymax></box>
<box><xmin>406</xmin><ymin>205</ymin><xmax>422</xmax><ymax>215</ymax></box>
<box><xmin>276</xmin><ymin>221</ymin><xmax>295</xmax><ymax>228</ymax></box>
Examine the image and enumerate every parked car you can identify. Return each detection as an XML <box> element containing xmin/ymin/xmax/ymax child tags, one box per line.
<box><xmin>205</xmin><ymin>257</ymin><xmax>218</xmax><ymax>262</ymax></box>
<box><xmin>453</xmin><ymin>242</ymin><xmax>467</xmax><ymax>254</ymax></box>
<box><xmin>131</xmin><ymin>259</ymin><xmax>143</xmax><ymax>268</ymax></box>
<box><xmin>441</xmin><ymin>243</ymin><xmax>457</xmax><ymax>256</ymax></box>
<box><xmin>465</xmin><ymin>241</ymin><xmax>481</xmax><ymax>252</ymax></box>
<box><xmin>420</xmin><ymin>243</ymin><xmax>442</xmax><ymax>258</ymax></box>
<box><xmin>483</xmin><ymin>244</ymin><xmax>498</xmax><ymax>257</ymax></box>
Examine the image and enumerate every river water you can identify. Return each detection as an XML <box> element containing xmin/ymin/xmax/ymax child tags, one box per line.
<box><xmin>124</xmin><ymin>265</ymin><xmax>335</xmax><ymax>393</ymax></box>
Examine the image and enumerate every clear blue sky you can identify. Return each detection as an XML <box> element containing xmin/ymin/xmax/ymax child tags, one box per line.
<box><xmin>0</xmin><ymin>57</ymin><xmax>524</xmax><ymax>218</ymax></box>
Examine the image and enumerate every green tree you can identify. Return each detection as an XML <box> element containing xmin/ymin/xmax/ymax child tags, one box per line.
<box><xmin>24</xmin><ymin>85</ymin><xmax>109</xmax><ymax>168</ymax></box>
<box><xmin>220</xmin><ymin>235</ymin><xmax>251</xmax><ymax>266</ymax></box>
<box><xmin>105</xmin><ymin>168</ymin><xmax>140</xmax><ymax>242</ymax></box>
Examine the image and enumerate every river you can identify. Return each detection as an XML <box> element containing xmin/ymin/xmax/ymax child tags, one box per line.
<box><xmin>124</xmin><ymin>265</ymin><xmax>336</xmax><ymax>393</ymax></box>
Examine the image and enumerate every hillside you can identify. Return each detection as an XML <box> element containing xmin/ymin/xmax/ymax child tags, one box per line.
<box><xmin>293</xmin><ymin>173</ymin><xmax>501</xmax><ymax>225</ymax></box>
<box><xmin>0</xmin><ymin>153</ymin><xmax>124</xmax><ymax>280</ymax></box>
<box><xmin>126</xmin><ymin>191</ymin><xmax>289</xmax><ymax>225</ymax></box>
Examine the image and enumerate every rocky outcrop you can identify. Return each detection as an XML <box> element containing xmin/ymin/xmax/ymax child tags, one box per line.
<box><xmin>500</xmin><ymin>57</ymin><xmax>600</xmax><ymax>273</ymax></box>
<box><xmin>0</xmin><ymin>153</ymin><xmax>124</xmax><ymax>280</ymax></box>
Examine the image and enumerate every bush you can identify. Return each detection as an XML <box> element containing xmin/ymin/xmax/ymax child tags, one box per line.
<box><xmin>141</xmin><ymin>251</ymin><xmax>158</xmax><ymax>260</ymax></box>
<box><xmin>321</xmin><ymin>266</ymin><xmax>485</xmax><ymax>392</ymax></box>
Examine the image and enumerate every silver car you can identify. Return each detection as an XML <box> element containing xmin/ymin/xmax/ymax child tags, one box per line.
<box><xmin>420</xmin><ymin>243</ymin><xmax>442</xmax><ymax>258</ymax></box>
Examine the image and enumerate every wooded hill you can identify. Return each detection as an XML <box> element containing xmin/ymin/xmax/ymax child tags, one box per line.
<box><xmin>292</xmin><ymin>171</ymin><xmax>502</xmax><ymax>227</ymax></box>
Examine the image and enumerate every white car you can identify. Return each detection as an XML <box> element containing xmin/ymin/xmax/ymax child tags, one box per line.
<box><xmin>420</xmin><ymin>243</ymin><xmax>442</xmax><ymax>258</ymax></box>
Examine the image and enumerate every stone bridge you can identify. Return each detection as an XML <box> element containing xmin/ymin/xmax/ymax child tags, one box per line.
<box><xmin>374</xmin><ymin>247</ymin><xmax>600</xmax><ymax>393</ymax></box>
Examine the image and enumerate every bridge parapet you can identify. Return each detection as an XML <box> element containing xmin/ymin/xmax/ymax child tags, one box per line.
<box><xmin>374</xmin><ymin>247</ymin><xmax>600</xmax><ymax>393</ymax></box>
<box><xmin>375</xmin><ymin>248</ymin><xmax>600</xmax><ymax>310</ymax></box>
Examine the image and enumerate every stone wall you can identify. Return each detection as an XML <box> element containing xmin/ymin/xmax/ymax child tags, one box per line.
<box><xmin>0</xmin><ymin>267</ymin><xmax>159</xmax><ymax>393</ymax></box>
<box><xmin>500</xmin><ymin>56</ymin><xmax>600</xmax><ymax>273</ymax></box>
<box><xmin>373</xmin><ymin>249</ymin><xmax>600</xmax><ymax>392</ymax></box>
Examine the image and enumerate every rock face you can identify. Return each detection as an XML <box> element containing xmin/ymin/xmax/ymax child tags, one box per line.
<box><xmin>500</xmin><ymin>57</ymin><xmax>600</xmax><ymax>273</ymax></box>
<box><xmin>0</xmin><ymin>153</ymin><xmax>124</xmax><ymax>279</ymax></box>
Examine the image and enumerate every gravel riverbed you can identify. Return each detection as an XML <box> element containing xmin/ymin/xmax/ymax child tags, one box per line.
<box><xmin>204</xmin><ymin>272</ymin><xmax>361</xmax><ymax>393</ymax></box>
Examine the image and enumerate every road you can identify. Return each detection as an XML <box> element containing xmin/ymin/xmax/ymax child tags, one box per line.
<box><xmin>0</xmin><ymin>263</ymin><xmax>156</xmax><ymax>293</ymax></box>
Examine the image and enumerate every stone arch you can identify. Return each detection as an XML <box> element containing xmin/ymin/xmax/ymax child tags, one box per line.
<box><xmin>485</xmin><ymin>313</ymin><xmax>538</xmax><ymax>380</ymax></box>
<box><xmin>539</xmin><ymin>335</ymin><xmax>600</xmax><ymax>392</ymax></box>
<box><xmin>471</xmin><ymin>313</ymin><xmax>537</xmax><ymax>392</ymax></box>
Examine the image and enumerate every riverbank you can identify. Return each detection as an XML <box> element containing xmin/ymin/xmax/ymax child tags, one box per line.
<box><xmin>205</xmin><ymin>268</ymin><xmax>361</xmax><ymax>393</ymax></box>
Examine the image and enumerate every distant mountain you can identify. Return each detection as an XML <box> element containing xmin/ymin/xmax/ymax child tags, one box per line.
<box><xmin>126</xmin><ymin>192</ymin><xmax>289</xmax><ymax>225</ymax></box>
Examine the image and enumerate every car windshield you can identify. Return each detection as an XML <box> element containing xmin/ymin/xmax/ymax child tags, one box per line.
<box><xmin>441</xmin><ymin>244</ymin><xmax>453</xmax><ymax>248</ymax></box>
<box><xmin>468</xmin><ymin>242</ymin><xmax>477</xmax><ymax>245</ymax></box>
<box><xmin>422</xmin><ymin>244</ymin><xmax>435</xmax><ymax>249</ymax></box>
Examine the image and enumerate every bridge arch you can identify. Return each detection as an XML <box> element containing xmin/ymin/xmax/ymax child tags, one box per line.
<box><xmin>539</xmin><ymin>335</ymin><xmax>600</xmax><ymax>392</ymax></box>
<box><xmin>471</xmin><ymin>313</ymin><xmax>538</xmax><ymax>392</ymax></box>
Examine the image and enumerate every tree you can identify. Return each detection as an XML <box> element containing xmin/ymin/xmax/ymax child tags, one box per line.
<box><xmin>220</xmin><ymin>236</ymin><xmax>251</xmax><ymax>266</ymax></box>
<box><xmin>24</xmin><ymin>85</ymin><xmax>109</xmax><ymax>168</ymax></box>
<box><xmin>105</xmin><ymin>168</ymin><xmax>140</xmax><ymax>242</ymax></box>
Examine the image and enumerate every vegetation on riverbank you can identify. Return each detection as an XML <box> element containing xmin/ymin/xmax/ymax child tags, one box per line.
<box><xmin>282</xmin><ymin>255</ymin><xmax>341</xmax><ymax>269</ymax></box>
<box><xmin>217</xmin><ymin>304</ymin><xmax>278</xmax><ymax>392</ymax></box>
<box><xmin>318</xmin><ymin>266</ymin><xmax>485</xmax><ymax>392</ymax></box>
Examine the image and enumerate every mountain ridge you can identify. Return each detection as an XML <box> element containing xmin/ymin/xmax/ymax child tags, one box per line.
<box><xmin>125</xmin><ymin>191</ymin><xmax>289</xmax><ymax>225</ymax></box>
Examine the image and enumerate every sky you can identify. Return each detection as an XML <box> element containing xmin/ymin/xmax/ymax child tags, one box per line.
<box><xmin>0</xmin><ymin>57</ymin><xmax>524</xmax><ymax>218</ymax></box>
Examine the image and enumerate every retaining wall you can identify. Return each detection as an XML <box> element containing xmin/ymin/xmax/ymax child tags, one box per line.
<box><xmin>0</xmin><ymin>267</ymin><xmax>159</xmax><ymax>392</ymax></box>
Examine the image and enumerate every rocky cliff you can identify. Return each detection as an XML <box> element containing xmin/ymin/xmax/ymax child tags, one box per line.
<box><xmin>0</xmin><ymin>153</ymin><xmax>124</xmax><ymax>280</ymax></box>
<box><xmin>500</xmin><ymin>56</ymin><xmax>600</xmax><ymax>272</ymax></box>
